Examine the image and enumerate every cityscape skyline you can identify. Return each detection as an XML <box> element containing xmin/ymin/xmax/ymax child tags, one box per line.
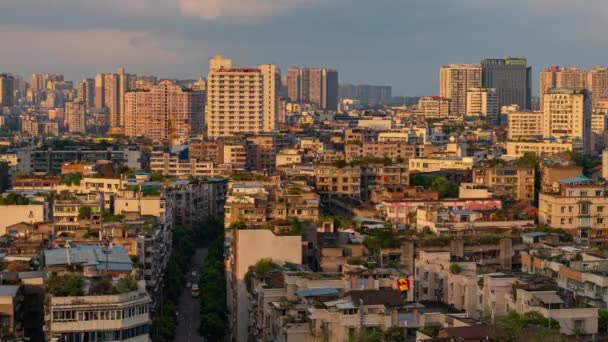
<box><xmin>2</xmin><ymin>0</ymin><xmax>608</xmax><ymax>95</ymax></box>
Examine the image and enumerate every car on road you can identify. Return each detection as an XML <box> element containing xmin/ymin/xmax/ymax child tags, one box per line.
<box><xmin>191</xmin><ymin>284</ymin><xmax>199</xmax><ymax>298</ymax></box>
<box><xmin>186</xmin><ymin>281</ymin><xmax>191</xmax><ymax>288</ymax></box>
<box><xmin>191</xmin><ymin>271</ymin><xmax>197</xmax><ymax>277</ymax></box>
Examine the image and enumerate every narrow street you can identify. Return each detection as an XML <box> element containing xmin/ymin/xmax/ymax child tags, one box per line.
<box><xmin>175</xmin><ymin>247</ymin><xmax>208</xmax><ymax>342</ymax></box>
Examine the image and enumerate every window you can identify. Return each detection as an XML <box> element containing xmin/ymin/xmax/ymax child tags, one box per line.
<box><xmin>598</xmin><ymin>218</ymin><xmax>604</xmax><ymax>224</ymax></box>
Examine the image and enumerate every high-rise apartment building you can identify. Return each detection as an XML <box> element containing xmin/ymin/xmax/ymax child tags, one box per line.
<box><xmin>542</xmin><ymin>88</ymin><xmax>592</xmax><ymax>153</ymax></box>
<box><xmin>206</xmin><ymin>55</ymin><xmax>279</xmax><ymax>138</ymax></box>
<box><xmin>439</xmin><ymin>64</ymin><xmax>482</xmax><ymax>115</ymax></box>
<box><xmin>540</xmin><ymin>66</ymin><xmax>587</xmax><ymax>97</ymax></box>
<box><xmin>0</xmin><ymin>74</ymin><xmax>13</xmax><ymax>108</ymax></box>
<box><xmin>118</xmin><ymin>67</ymin><xmax>127</xmax><ymax>127</ymax></box>
<box><xmin>94</xmin><ymin>74</ymin><xmax>105</xmax><ymax>110</ymax></box>
<box><xmin>76</xmin><ymin>79</ymin><xmax>95</xmax><ymax>111</ymax></box>
<box><xmin>125</xmin><ymin>80</ymin><xmax>205</xmax><ymax>144</ymax></box>
<box><xmin>587</xmin><ymin>67</ymin><xmax>608</xmax><ymax>106</ymax></box>
<box><xmin>481</xmin><ymin>57</ymin><xmax>532</xmax><ymax>110</ymax></box>
<box><xmin>466</xmin><ymin>88</ymin><xmax>499</xmax><ymax>124</ymax></box>
<box><xmin>103</xmin><ymin>73</ymin><xmax>119</xmax><ymax>126</ymax></box>
<box><xmin>286</xmin><ymin>67</ymin><xmax>338</xmax><ymax>110</ymax></box>
<box><xmin>65</xmin><ymin>101</ymin><xmax>86</xmax><ymax>133</ymax></box>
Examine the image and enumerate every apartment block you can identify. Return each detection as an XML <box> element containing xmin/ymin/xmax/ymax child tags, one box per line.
<box><xmin>440</xmin><ymin>64</ymin><xmax>482</xmax><ymax>115</ymax></box>
<box><xmin>505</xmin><ymin>140</ymin><xmax>582</xmax><ymax>157</ymax></box>
<box><xmin>472</xmin><ymin>162</ymin><xmax>536</xmax><ymax>202</ymax></box>
<box><xmin>315</xmin><ymin>165</ymin><xmax>362</xmax><ymax>198</ymax></box>
<box><xmin>542</xmin><ymin>88</ymin><xmax>592</xmax><ymax>153</ymax></box>
<box><xmin>413</xmin><ymin>96</ymin><xmax>451</xmax><ymax>119</ymax></box>
<box><xmin>125</xmin><ymin>80</ymin><xmax>205</xmax><ymax>145</ymax></box>
<box><xmin>507</xmin><ymin>111</ymin><xmax>543</xmax><ymax>140</ymax></box>
<box><xmin>538</xmin><ymin>177</ymin><xmax>608</xmax><ymax>240</ymax></box>
<box><xmin>206</xmin><ymin>55</ymin><xmax>279</xmax><ymax>138</ymax></box>
<box><xmin>344</xmin><ymin>140</ymin><xmax>416</xmax><ymax>162</ymax></box>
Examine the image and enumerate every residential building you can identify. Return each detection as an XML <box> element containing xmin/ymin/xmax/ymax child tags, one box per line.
<box><xmin>315</xmin><ymin>165</ymin><xmax>362</xmax><ymax>198</ymax></box>
<box><xmin>439</xmin><ymin>64</ymin><xmax>482</xmax><ymax>115</ymax></box>
<box><xmin>538</xmin><ymin>176</ymin><xmax>608</xmax><ymax>240</ymax></box>
<box><xmin>540</xmin><ymin>66</ymin><xmax>587</xmax><ymax>111</ymax></box>
<box><xmin>413</xmin><ymin>96</ymin><xmax>451</xmax><ymax>119</ymax></box>
<box><xmin>344</xmin><ymin>141</ymin><xmax>415</xmax><ymax>162</ymax></box>
<box><xmin>472</xmin><ymin>162</ymin><xmax>536</xmax><ymax>202</ymax></box>
<box><xmin>587</xmin><ymin>67</ymin><xmax>608</xmax><ymax>106</ymax></box>
<box><xmin>542</xmin><ymin>88</ymin><xmax>592</xmax><ymax>153</ymax></box>
<box><xmin>0</xmin><ymin>285</ymin><xmax>23</xmax><ymax>338</ymax></box>
<box><xmin>44</xmin><ymin>246</ymin><xmax>152</xmax><ymax>341</ymax></box>
<box><xmin>226</xmin><ymin>229</ymin><xmax>302</xmax><ymax>342</ymax></box>
<box><xmin>507</xmin><ymin>111</ymin><xmax>543</xmax><ymax>140</ymax></box>
<box><xmin>206</xmin><ymin>55</ymin><xmax>279</xmax><ymax>138</ymax></box>
<box><xmin>287</xmin><ymin>67</ymin><xmax>338</xmax><ymax>110</ymax></box>
<box><xmin>540</xmin><ymin>155</ymin><xmax>583</xmax><ymax>193</ymax></box>
<box><xmin>65</xmin><ymin>100</ymin><xmax>86</xmax><ymax>134</ymax></box>
<box><xmin>149</xmin><ymin>151</ymin><xmax>235</xmax><ymax>178</ymax></box>
<box><xmin>591</xmin><ymin>112</ymin><xmax>608</xmax><ymax>152</ymax></box>
<box><xmin>505</xmin><ymin>140</ymin><xmax>583</xmax><ymax>157</ymax></box>
<box><xmin>466</xmin><ymin>88</ymin><xmax>499</xmax><ymax>124</ymax></box>
<box><xmin>125</xmin><ymin>80</ymin><xmax>205</xmax><ymax>145</ymax></box>
<box><xmin>481</xmin><ymin>57</ymin><xmax>532</xmax><ymax>110</ymax></box>
<box><xmin>16</xmin><ymin>148</ymin><xmax>141</xmax><ymax>174</ymax></box>
<box><xmin>408</xmin><ymin>157</ymin><xmax>475</xmax><ymax>172</ymax></box>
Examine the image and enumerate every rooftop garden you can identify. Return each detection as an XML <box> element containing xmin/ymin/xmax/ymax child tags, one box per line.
<box><xmin>230</xmin><ymin>171</ymin><xmax>271</xmax><ymax>182</ymax></box>
<box><xmin>59</xmin><ymin>174</ymin><xmax>82</xmax><ymax>186</ymax></box>
<box><xmin>0</xmin><ymin>193</ymin><xmax>37</xmax><ymax>205</ymax></box>
<box><xmin>46</xmin><ymin>273</ymin><xmax>138</xmax><ymax>297</ymax></box>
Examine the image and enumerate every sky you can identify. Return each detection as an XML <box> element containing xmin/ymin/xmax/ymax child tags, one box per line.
<box><xmin>1</xmin><ymin>0</ymin><xmax>607</xmax><ymax>96</ymax></box>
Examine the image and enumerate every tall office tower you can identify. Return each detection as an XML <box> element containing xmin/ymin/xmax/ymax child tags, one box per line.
<box><xmin>103</xmin><ymin>73</ymin><xmax>120</xmax><ymax>126</ymax></box>
<box><xmin>94</xmin><ymin>74</ymin><xmax>105</xmax><ymax>109</ymax></box>
<box><xmin>125</xmin><ymin>80</ymin><xmax>205</xmax><ymax>144</ymax></box>
<box><xmin>466</xmin><ymin>88</ymin><xmax>500</xmax><ymax>124</ymax></box>
<box><xmin>206</xmin><ymin>55</ymin><xmax>278</xmax><ymax>138</ymax></box>
<box><xmin>65</xmin><ymin>101</ymin><xmax>86</xmax><ymax>133</ymax></box>
<box><xmin>440</xmin><ymin>64</ymin><xmax>482</xmax><ymax>115</ymax></box>
<box><xmin>118</xmin><ymin>67</ymin><xmax>127</xmax><ymax>126</ymax></box>
<box><xmin>30</xmin><ymin>73</ymin><xmax>43</xmax><ymax>92</ymax></box>
<box><xmin>481</xmin><ymin>57</ymin><xmax>532</xmax><ymax>110</ymax></box>
<box><xmin>542</xmin><ymin>88</ymin><xmax>592</xmax><ymax>153</ymax></box>
<box><xmin>587</xmin><ymin>67</ymin><xmax>608</xmax><ymax>106</ymax></box>
<box><xmin>84</xmin><ymin>79</ymin><xmax>95</xmax><ymax>109</ymax></box>
<box><xmin>540</xmin><ymin>66</ymin><xmax>587</xmax><ymax>95</ymax></box>
<box><xmin>0</xmin><ymin>74</ymin><xmax>14</xmax><ymax>108</ymax></box>
<box><xmin>287</xmin><ymin>67</ymin><xmax>338</xmax><ymax>110</ymax></box>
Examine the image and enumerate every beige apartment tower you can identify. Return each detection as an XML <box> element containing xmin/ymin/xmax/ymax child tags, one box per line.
<box><xmin>206</xmin><ymin>55</ymin><xmax>279</xmax><ymax>138</ymax></box>
<box><xmin>65</xmin><ymin>101</ymin><xmax>86</xmax><ymax>134</ymax></box>
<box><xmin>414</xmin><ymin>96</ymin><xmax>451</xmax><ymax>119</ymax></box>
<box><xmin>587</xmin><ymin>67</ymin><xmax>608</xmax><ymax>106</ymax></box>
<box><xmin>440</xmin><ymin>64</ymin><xmax>482</xmax><ymax>116</ymax></box>
<box><xmin>542</xmin><ymin>88</ymin><xmax>592</xmax><ymax>153</ymax></box>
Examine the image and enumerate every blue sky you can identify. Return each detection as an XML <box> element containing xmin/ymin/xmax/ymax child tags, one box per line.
<box><xmin>0</xmin><ymin>0</ymin><xmax>606</xmax><ymax>96</ymax></box>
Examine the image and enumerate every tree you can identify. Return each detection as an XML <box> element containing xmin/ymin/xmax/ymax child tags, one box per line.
<box><xmin>115</xmin><ymin>275</ymin><xmax>138</xmax><ymax>293</ymax></box>
<box><xmin>431</xmin><ymin>176</ymin><xmax>458</xmax><ymax>199</ymax></box>
<box><xmin>46</xmin><ymin>273</ymin><xmax>85</xmax><ymax>296</ymax></box>
<box><xmin>599</xmin><ymin>309</ymin><xmax>608</xmax><ymax>333</ymax></box>
<box><xmin>78</xmin><ymin>206</ymin><xmax>93</xmax><ymax>219</ymax></box>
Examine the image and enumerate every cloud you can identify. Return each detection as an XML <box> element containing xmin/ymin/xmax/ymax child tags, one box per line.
<box><xmin>178</xmin><ymin>0</ymin><xmax>330</xmax><ymax>20</ymax></box>
<box><xmin>0</xmin><ymin>26</ymin><xmax>214</xmax><ymax>79</ymax></box>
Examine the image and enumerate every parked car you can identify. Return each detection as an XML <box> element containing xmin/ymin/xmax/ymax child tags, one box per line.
<box><xmin>191</xmin><ymin>284</ymin><xmax>199</xmax><ymax>298</ymax></box>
